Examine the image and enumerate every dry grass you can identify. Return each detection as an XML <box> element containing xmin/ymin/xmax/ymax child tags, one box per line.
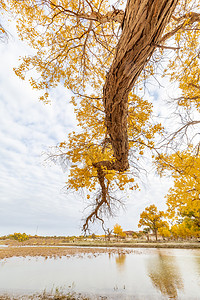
<box><xmin>0</xmin><ymin>287</ymin><xmax>109</xmax><ymax>300</ymax></box>
<box><xmin>0</xmin><ymin>291</ymin><xmax>99</xmax><ymax>300</ymax></box>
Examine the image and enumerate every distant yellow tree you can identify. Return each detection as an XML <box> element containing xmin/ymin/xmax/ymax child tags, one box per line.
<box><xmin>113</xmin><ymin>223</ymin><xmax>126</xmax><ymax>240</ymax></box>
<box><xmin>138</xmin><ymin>205</ymin><xmax>168</xmax><ymax>241</ymax></box>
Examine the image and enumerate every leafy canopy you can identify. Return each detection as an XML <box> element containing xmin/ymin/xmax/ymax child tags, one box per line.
<box><xmin>159</xmin><ymin>151</ymin><xmax>200</xmax><ymax>232</ymax></box>
<box><xmin>138</xmin><ymin>204</ymin><xmax>168</xmax><ymax>239</ymax></box>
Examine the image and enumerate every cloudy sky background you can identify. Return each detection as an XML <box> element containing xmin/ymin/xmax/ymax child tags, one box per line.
<box><xmin>0</xmin><ymin>18</ymin><xmax>175</xmax><ymax>236</ymax></box>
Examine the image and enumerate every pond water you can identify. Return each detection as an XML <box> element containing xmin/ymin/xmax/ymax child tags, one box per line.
<box><xmin>0</xmin><ymin>248</ymin><xmax>200</xmax><ymax>299</ymax></box>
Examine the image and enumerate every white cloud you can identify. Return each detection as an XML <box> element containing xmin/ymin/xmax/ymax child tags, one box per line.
<box><xmin>0</xmin><ymin>23</ymin><xmax>84</xmax><ymax>236</ymax></box>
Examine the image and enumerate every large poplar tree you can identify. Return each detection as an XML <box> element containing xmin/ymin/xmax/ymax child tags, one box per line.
<box><xmin>5</xmin><ymin>0</ymin><xmax>200</xmax><ymax>230</ymax></box>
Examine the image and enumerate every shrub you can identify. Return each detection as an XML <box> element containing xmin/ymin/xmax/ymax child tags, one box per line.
<box><xmin>10</xmin><ymin>232</ymin><xmax>30</xmax><ymax>242</ymax></box>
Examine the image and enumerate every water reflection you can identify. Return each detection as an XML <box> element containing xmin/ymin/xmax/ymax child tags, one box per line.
<box><xmin>194</xmin><ymin>254</ymin><xmax>200</xmax><ymax>285</ymax></box>
<box><xmin>0</xmin><ymin>248</ymin><xmax>200</xmax><ymax>299</ymax></box>
<box><xmin>147</xmin><ymin>250</ymin><xmax>183</xmax><ymax>299</ymax></box>
<box><xmin>115</xmin><ymin>253</ymin><xmax>126</xmax><ymax>271</ymax></box>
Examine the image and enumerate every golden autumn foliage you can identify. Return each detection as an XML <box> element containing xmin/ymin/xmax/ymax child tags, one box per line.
<box><xmin>158</xmin><ymin>226</ymin><xmax>171</xmax><ymax>239</ymax></box>
<box><xmin>138</xmin><ymin>204</ymin><xmax>168</xmax><ymax>240</ymax></box>
<box><xmin>156</xmin><ymin>150</ymin><xmax>200</xmax><ymax>237</ymax></box>
<box><xmin>9</xmin><ymin>232</ymin><xmax>30</xmax><ymax>242</ymax></box>
<box><xmin>4</xmin><ymin>0</ymin><xmax>200</xmax><ymax>230</ymax></box>
<box><xmin>0</xmin><ymin>0</ymin><xmax>7</xmax><ymax>41</ymax></box>
<box><xmin>113</xmin><ymin>223</ymin><xmax>126</xmax><ymax>239</ymax></box>
<box><xmin>9</xmin><ymin>0</ymin><xmax>120</xmax><ymax>101</ymax></box>
<box><xmin>170</xmin><ymin>222</ymin><xmax>199</xmax><ymax>239</ymax></box>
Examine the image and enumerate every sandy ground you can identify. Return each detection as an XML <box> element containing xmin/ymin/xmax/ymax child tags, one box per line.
<box><xmin>0</xmin><ymin>245</ymin><xmax>134</xmax><ymax>260</ymax></box>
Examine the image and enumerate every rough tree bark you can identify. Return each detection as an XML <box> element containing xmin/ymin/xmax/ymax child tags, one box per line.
<box><xmin>103</xmin><ymin>0</ymin><xmax>178</xmax><ymax>172</ymax></box>
<box><xmin>84</xmin><ymin>0</ymin><xmax>179</xmax><ymax>230</ymax></box>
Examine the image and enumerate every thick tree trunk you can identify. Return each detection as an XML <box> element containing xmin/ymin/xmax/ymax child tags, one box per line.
<box><xmin>103</xmin><ymin>0</ymin><xmax>178</xmax><ymax>172</ymax></box>
<box><xmin>84</xmin><ymin>0</ymin><xmax>178</xmax><ymax>231</ymax></box>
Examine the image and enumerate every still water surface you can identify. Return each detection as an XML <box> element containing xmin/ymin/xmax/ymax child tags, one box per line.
<box><xmin>0</xmin><ymin>248</ymin><xmax>200</xmax><ymax>299</ymax></box>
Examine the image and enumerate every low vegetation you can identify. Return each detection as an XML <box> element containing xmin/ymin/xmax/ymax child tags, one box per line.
<box><xmin>0</xmin><ymin>290</ymin><xmax>97</xmax><ymax>300</ymax></box>
<box><xmin>8</xmin><ymin>233</ymin><xmax>30</xmax><ymax>242</ymax></box>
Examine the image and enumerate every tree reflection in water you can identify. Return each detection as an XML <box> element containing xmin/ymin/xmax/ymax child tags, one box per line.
<box><xmin>194</xmin><ymin>254</ymin><xmax>200</xmax><ymax>278</ymax></box>
<box><xmin>147</xmin><ymin>250</ymin><xmax>183</xmax><ymax>299</ymax></box>
<box><xmin>115</xmin><ymin>252</ymin><xmax>126</xmax><ymax>271</ymax></box>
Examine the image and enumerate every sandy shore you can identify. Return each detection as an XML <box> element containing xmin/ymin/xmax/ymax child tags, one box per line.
<box><xmin>0</xmin><ymin>246</ymin><xmax>134</xmax><ymax>260</ymax></box>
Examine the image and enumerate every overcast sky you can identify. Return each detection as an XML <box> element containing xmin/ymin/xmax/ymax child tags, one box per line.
<box><xmin>0</xmin><ymin>20</ymin><xmax>174</xmax><ymax>237</ymax></box>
